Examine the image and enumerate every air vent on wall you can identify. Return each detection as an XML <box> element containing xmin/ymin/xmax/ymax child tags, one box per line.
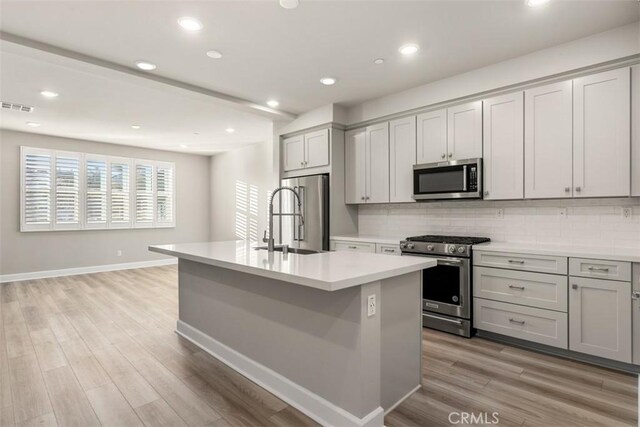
<box><xmin>1</xmin><ymin>102</ymin><xmax>34</xmax><ymax>113</ymax></box>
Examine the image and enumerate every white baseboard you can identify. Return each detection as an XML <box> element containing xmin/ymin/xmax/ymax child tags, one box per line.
<box><xmin>176</xmin><ymin>320</ymin><xmax>385</xmax><ymax>427</ymax></box>
<box><xmin>0</xmin><ymin>258</ymin><xmax>177</xmax><ymax>283</ymax></box>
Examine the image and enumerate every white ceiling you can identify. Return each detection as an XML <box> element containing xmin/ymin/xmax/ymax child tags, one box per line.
<box><xmin>0</xmin><ymin>45</ymin><xmax>274</xmax><ymax>155</ymax></box>
<box><xmin>1</xmin><ymin>0</ymin><xmax>638</xmax><ymax>116</ymax></box>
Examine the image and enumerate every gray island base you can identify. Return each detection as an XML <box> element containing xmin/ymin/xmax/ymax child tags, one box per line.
<box><xmin>149</xmin><ymin>241</ymin><xmax>436</xmax><ymax>427</ymax></box>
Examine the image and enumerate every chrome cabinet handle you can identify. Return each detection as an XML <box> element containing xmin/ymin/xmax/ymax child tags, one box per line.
<box><xmin>508</xmin><ymin>259</ymin><xmax>525</xmax><ymax>264</ymax></box>
<box><xmin>508</xmin><ymin>285</ymin><xmax>525</xmax><ymax>290</ymax></box>
<box><xmin>575</xmin><ymin>186</ymin><xmax>582</xmax><ymax>192</ymax></box>
<box><xmin>564</xmin><ymin>187</ymin><xmax>570</xmax><ymax>193</ymax></box>
<box><xmin>632</xmin><ymin>291</ymin><xmax>640</xmax><ymax>300</ymax></box>
<box><xmin>441</xmin><ymin>153</ymin><xmax>446</xmax><ymax>159</ymax></box>
<box><xmin>509</xmin><ymin>318</ymin><xmax>525</xmax><ymax>325</ymax></box>
<box><xmin>348</xmin><ymin>246</ymin><xmax>358</xmax><ymax>249</ymax></box>
<box><xmin>448</xmin><ymin>153</ymin><xmax>453</xmax><ymax>158</ymax></box>
<box><xmin>587</xmin><ymin>266</ymin><xmax>609</xmax><ymax>272</ymax></box>
<box><xmin>484</xmin><ymin>191</ymin><xmax>489</xmax><ymax>196</ymax></box>
<box><xmin>572</xmin><ymin>283</ymin><xmax>578</xmax><ymax>290</ymax></box>
<box><xmin>300</xmin><ymin>161</ymin><xmax>304</xmax><ymax>166</ymax></box>
<box><xmin>383</xmin><ymin>249</ymin><xmax>395</xmax><ymax>253</ymax></box>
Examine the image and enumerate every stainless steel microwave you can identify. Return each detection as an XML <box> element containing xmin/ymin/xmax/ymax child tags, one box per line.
<box><xmin>412</xmin><ymin>158</ymin><xmax>482</xmax><ymax>200</ymax></box>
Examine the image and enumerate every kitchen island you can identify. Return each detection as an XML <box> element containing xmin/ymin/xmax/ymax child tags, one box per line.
<box><xmin>149</xmin><ymin>241</ymin><xmax>436</xmax><ymax>427</ymax></box>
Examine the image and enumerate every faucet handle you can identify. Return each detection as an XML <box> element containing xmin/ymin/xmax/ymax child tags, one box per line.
<box><xmin>262</xmin><ymin>230</ymin><xmax>269</xmax><ymax>243</ymax></box>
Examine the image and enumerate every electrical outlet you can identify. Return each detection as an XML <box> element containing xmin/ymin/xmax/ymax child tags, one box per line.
<box><xmin>622</xmin><ymin>207</ymin><xmax>632</xmax><ymax>220</ymax></box>
<box><xmin>558</xmin><ymin>208</ymin><xmax>568</xmax><ymax>219</ymax></box>
<box><xmin>495</xmin><ymin>208</ymin><xmax>504</xmax><ymax>219</ymax></box>
<box><xmin>367</xmin><ymin>294</ymin><xmax>376</xmax><ymax>317</ymax></box>
<box><xmin>116</xmin><ymin>250</ymin><xmax>122</xmax><ymax>257</ymax></box>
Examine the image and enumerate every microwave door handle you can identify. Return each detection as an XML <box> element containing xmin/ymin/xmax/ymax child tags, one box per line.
<box><xmin>462</xmin><ymin>165</ymin><xmax>467</xmax><ymax>191</ymax></box>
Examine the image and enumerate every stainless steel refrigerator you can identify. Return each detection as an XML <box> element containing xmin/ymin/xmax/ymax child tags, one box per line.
<box><xmin>279</xmin><ymin>174</ymin><xmax>329</xmax><ymax>251</ymax></box>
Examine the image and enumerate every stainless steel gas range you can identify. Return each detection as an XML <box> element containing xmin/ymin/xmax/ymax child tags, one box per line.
<box><xmin>400</xmin><ymin>235</ymin><xmax>490</xmax><ymax>338</ymax></box>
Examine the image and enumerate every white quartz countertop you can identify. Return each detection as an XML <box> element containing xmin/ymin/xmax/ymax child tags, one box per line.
<box><xmin>331</xmin><ymin>234</ymin><xmax>404</xmax><ymax>245</ymax></box>
<box><xmin>474</xmin><ymin>242</ymin><xmax>640</xmax><ymax>263</ymax></box>
<box><xmin>149</xmin><ymin>241</ymin><xmax>436</xmax><ymax>291</ymax></box>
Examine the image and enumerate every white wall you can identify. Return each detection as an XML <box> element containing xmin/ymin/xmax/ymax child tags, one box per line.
<box><xmin>0</xmin><ymin>130</ymin><xmax>211</xmax><ymax>276</ymax></box>
<box><xmin>347</xmin><ymin>23</ymin><xmax>640</xmax><ymax>125</ymax></box>
<box><xmin>358</xmin><ymin>199</ymin><xmax>640</xmax><ymax>250</ymax></box>
<box><xmin>209</xmin><ymin>139</ymin><xmax>275</xmax><ymax>242</ymax></box>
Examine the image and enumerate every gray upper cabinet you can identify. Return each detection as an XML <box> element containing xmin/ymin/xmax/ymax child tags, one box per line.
<box><xmin>389</xmin><ymin>116</ymin><xmax>416</xmax><ymax>203</ymax></box>
<box><xmin>282</xmin><ymin>129</ymin><xmax>330</xmax><ymax>172</ymax></box>
<box><xmin>573</xmin><ymin>67</ymin><xmax>630</xmax><ymax>198</ymax></box>
<box><xmin>345</xmin><ymin>124</ymin><xmax>390</xmax><ymax>204</ymax></box>
<box><xmin>416</xmin><ymin>109</ymin><xmax>447</xmax><ymax>164</ymax></box>
<box><xmin>524</xmin><ymin>80</ymin><xmax>573</xmax><ymax>199</ymax></box>
<box><xmin>283</xmin><ymin>134</ymin><xmax>305</xmax><ymax>172</ymax></box>
<box><xmin>482</xmin><ymin>92</ymin><xmax>524</xmax><ymax>200</ymax></box>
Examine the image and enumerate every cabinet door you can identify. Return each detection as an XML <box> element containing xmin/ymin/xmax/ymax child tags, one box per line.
<box><xmin>366</xmin><ymin>122</ymin><xmax>390</xmax><ymax>204</ymax></box>
<box><xmin>304</xmin><ymin>129</ymin><xmax>330</xmax><ymax>169</ymax></box>
<box><xmin>569</xmin><ymin>277</ymin><xmax>632</xmax><ymax>363</ymax></box>
<box><xmin>389</xmin><ymin>116</ymin><xmax>416</xmax><ymax>203</ymax></box>
<box><xmin>483</xmin><ymin>92</ymin><xmax>524</xmax><ymax>200</ymax></box>
<box><xmin>416</xmin><ymin>109</ymin><xmax>447</xmax><ymax>164</ymax></box>
<box><xmin>632</xmin><ymin>66</ymin><xmax>640</xmax><ymax>197</ymax></box>
<box><xmin>633</xmin><ymin>264</ymin><xmax>639</xmax><ymax>365</ymax></box>
<box><xmin>447</xmin><ymin>101</ymin><xmax>482</xmax><ymax>160</ymax></box>
<box><xmin>524</xmin><ymin>81</ymin><xmax>573</xmax><ymax>199</ymax></box>
<box><xmin>573</xmin><ymin>67</ymin><xmax>630</xmax><ymax>198</ymax></box>
<box><xmin>283</xmin><ymin>135</ymin><xmax>305</xmax><ymax>172</ymax></box>
<box><xmin>345</xmin><ymin>129</ymin><xmax>366</xmax><ymax>204</ymax></box>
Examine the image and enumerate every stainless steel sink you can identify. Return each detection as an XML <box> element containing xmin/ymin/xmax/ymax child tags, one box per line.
<box><xmin>254</xmin><ymin>246</ymin><xmax>323</xmax><ymax>255</ymax></box>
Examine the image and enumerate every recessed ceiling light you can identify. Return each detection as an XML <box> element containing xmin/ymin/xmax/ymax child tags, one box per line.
<box><xmin>226</xmin><ymin>128</ymin><xmax>235</xmax><ymax>134</ymax></box>
<box><xmin>40</xmin><ymin>90</ymin><xmax>59</xmax><ymax>98</ymax></box>
<box><xmin>135</xmin><ymin>61</ymin><xmax>157</xmax><ymax>71</ymax></box>
<box><xmin>526</xmin><ymin>0</ymin><xmax>550</xmax><ymax>7</ymax></box>
<box><xmin>178</xmin><ymin>17</ymin><xmax>203</xmax><ymax>32</ymax></box>
<box><xmin>320</xmin><ymin>77</ymin><xmax>337</xmax><ymax>86</ymax></box>
<box><xmin>180</xmin><ymin>144</ymin><xmax>188</xmax><ymax>148</ymax></box>
<box><xmin>206</xmin><ymin>50</ymin><xmax>223</xmax><ymax>59</ymax></box>
<box><xmin>279</xmin><ymin>0</ymin><xmax>299</xmax><ymax>9</ymax></box>
<box><xmin>373</xmin><ymin>58</ymin><xmax>385</xmax><ymax>65</ymax></box>
<box><xmin>267</xmin><ymin>100</ymin><xmax>279</xmax><ymax>108</ymax></box>
<box><xmin>26</xmin><ymin>122</ymin><xmax>41</xmax><ymax>127</ymax></box>
<box><xmin>399</xmin><ymin>44</ymin><xmax>419</xmax><ymax>56</ymax></box>
<box><xmin>131</xmin><ymin>125</ymin><xmax>141</xmax><ymax>129</ymax></box>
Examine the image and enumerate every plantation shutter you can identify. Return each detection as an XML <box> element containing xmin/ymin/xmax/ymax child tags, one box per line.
<box><xmin>54</xmin><ymin>153</ymin><xmax>80</xmax><ymax>228</ymax></box>
<box><xmin>135</xmin><ymin>162</ymin><xmax>154</xmax><ymax>225</ymax></box>
<box><xmin>110</xmin><ymin>160</ymin><xmax>131</xmax><ymax>226</ymax></box>
<box><xmin>22</xmin><ymin>148</ymin><xmax>52</xmax><ymax>230</ymax></box>
<box><xmin>156</xmin><ymin>163</ymin><xmax>174</xmax><ymax>225</ymax></box>
<box><xmin>86</xmin><ymin>157</ymin><xmax>108</xmax><ymax>226</ymax></box>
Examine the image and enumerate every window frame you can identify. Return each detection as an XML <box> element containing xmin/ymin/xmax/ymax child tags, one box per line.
<box><xmin>20</xmin><ymin>146</ymin><xmax>176</xmax><ymax>232</ymax></box>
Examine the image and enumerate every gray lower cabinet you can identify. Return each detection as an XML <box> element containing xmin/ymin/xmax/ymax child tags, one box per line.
<box><xmin>569</xmin><ymin>276</ymin><xmax>632</xmax><ymax>363</ymax></box>
<box><xmin>633</xmin><ymin>263</ymin><xmax>640</xmax><ymax>365</ymax></box>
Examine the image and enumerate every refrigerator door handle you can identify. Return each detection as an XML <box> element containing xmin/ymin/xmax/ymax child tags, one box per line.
<box><xmin>296</xmin><ymin>186</ymin><xmax>305</xmax><ymax>242</ymax></box>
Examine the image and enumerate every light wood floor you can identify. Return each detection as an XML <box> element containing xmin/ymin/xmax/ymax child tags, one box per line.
<box><xmin>0</xmin><ymin>266</ymin><xmax>636</xmax><ymax>427</ymax></box>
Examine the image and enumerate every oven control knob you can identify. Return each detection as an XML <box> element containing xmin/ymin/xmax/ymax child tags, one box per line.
<box><xmin>448</xmin><ymin>246</ymin><xmax>456</xmax><ymax>254</ymax></box>
<box><xmin>400</xmin><ymin>242</ymin><xmax>407</xmax><ymax>249</ymax></box>
<box><xmin>427</xmin><ymin>245</ymin><xmax>434</xmax><ymax>251</ymax></box>
<box><xmin>407</xmin><ymin>243</ymin><xmax>415</xmax><ymax>249</ymax></box>
<box><xmin>457</xmin><ymin>247</ymin><xmax>466</xmax><ymax>254</ymax></box>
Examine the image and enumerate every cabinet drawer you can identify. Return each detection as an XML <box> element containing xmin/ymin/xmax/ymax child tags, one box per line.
<box><xmin>569</xmin><ymin>258</ymin><xmax>631</xmax><ymax>282</ymax></box>
<box><xmin>376</xmin><ymin>244</ymin><xmax>401</xmax><ymax>256</ymax></box>
<box><xmin>474</xmin><ymin>251</ymin><xmax>567</xmax><ymax>275</ymax></box>
<box><xmin>474</xmin><ymin>298</ymin><xmax>568</xmax><ymax>349</ymax></box>
<box><xmin>473</xmin><ymin>267</ymin><xmax>567</xmax><ymax>312</ymax></box>
<box><xmin>331</xmin><ymin>241</ymin><xmax>375</xmax><ymax>253</ymax></box>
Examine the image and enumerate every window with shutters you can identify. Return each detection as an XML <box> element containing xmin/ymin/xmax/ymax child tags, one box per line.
<box><xmin>55</xmin><ymin>153</ymin><xmax>80</xmax><ymax>228</ymax></box>
<box><xmin>156</xmin><ymin>163</ymin><xmax>174</xmax><ymax>226</ymax></box>
<box><xmin>110</xmin><ymin>160</ymin><xmax>131</xmax><ymax>227</ymax></box>
<box><xmin>21</xmin><ymin>146</ymin><xmax>175</xmax><ymax>231</ymax></box>
<box><xmin>86</xmin><ymin>158</ymin><xmax>108</xmax><ymax>227</ymax></box>
<box><xmin>135</xmin><ymin>162</ymin><xmax>154</xmax><ymax>226</ymax></box>
<box><xmin>22</xmin><ymin>148</ymin><xmax>52</xmax><ymax>231</ymax></box>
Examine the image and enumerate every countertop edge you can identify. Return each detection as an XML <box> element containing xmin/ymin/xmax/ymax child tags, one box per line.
<box><xmin>149</xmin><ymin>245</ymin><xmax>436</xmax><ymax>291</ymax></box>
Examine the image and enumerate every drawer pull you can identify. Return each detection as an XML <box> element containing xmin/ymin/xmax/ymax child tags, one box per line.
<box><xmin>632</xmin><ymin>291</ymin><xmax>640</xmax><ymax>300</ymax></box>
<box><xmin>587</xmin><ymin>266</ymin><xmax>609</xmax><ymax>272</ymax></box>
<box><xmin>508</xmin><ymin>285</ymin><xmax>525</xmax><ymax>290</ymax></box>
<box><xmin>508</xmin><ymin>259</ymin><xmax>525</xmax><ymax>265</ymax></box>
<box><xmin>348</xmin><ymin>246</ymin><xmax>358</xmax><ymax>249</ymax></box>
<box><xmin>383</xmin><ymin>249</ymin><xmax>395</xmax><ymax>253</ymax></box>
<box><xmin>509</xmin><ymin>318</ymin><xmax>526</xmax><ymax>325</ymax></box>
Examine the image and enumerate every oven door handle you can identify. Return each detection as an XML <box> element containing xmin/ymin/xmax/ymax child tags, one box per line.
<box><xmin>434</xmin><ymin>258</ymin><xmax>462</xmax><ymax>266</ymax></box>
<box><xmin>423</xmin><ymin>313</ymin><xmax>464</xmax><ymax>325</ymax></box>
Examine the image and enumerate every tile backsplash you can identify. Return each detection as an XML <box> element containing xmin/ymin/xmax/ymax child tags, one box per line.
<box><xmin>358</xmin><ymin>198</ymin><xmax>640</xmax><ymax>249</ymax></box>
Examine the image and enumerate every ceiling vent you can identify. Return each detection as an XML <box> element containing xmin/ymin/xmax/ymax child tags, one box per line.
<box><xmin>1</xmin><ymin>101</ymin><xmax>34</xmax><ymax>113</ymax></box>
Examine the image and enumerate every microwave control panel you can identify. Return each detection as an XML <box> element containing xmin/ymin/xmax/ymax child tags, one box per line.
<box><xmin>468</xmin><ymin>166</ymin><xmax>478</xmax><ymax>192</ymax></box>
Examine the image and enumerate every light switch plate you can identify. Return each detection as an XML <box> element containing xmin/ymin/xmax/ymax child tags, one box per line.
<box><xmin>495</xmin><ymin>208</ymin><xmax>504</xmax><ymax>219</ymax></box>
<box><xmin>622</xmin><ymin>207</ymin><xmax>632</xmax><ymax>220</ymax></box>
<box><xmin>367</xmin><ymin>294</ymin><xmax>376</xmax><ymax>317</ymax></box>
